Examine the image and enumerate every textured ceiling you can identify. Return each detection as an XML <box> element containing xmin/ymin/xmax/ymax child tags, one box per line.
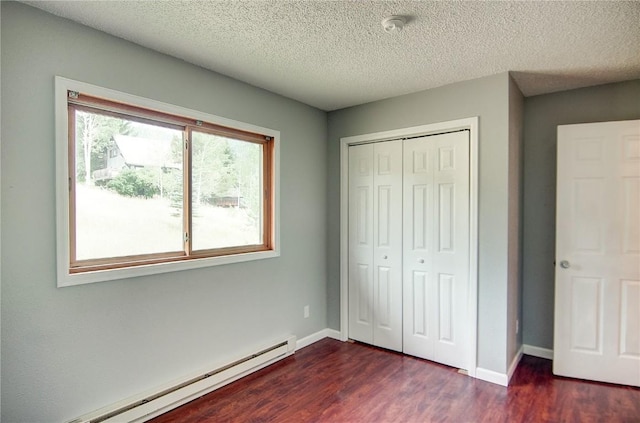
<box><xmin>21</xmin><ymin>0</ymin><xmax>640</xmax><ymax>111</ymax></box>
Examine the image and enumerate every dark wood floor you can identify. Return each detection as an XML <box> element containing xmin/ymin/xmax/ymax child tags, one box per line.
<box><xmin>150</xmin><ymin>338</ymin><xmax>640</xmax><ymax>422</ymax></box>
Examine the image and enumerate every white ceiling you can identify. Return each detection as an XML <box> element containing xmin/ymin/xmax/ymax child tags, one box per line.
<box><xmin>22</xmin><ymin>0</ymin><xmax>640</xmax><ymax>111</ymax></box>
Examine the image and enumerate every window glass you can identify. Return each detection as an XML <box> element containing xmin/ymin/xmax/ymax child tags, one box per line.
<box><xmin>74</xmin><ymin>109</ymin><xmax>184</xmax><ymax>260</ymax></box>
<box><xmin>191</xmin><ymin>131</ymin><xmax>263</xmax><ymax>251</ymax></box>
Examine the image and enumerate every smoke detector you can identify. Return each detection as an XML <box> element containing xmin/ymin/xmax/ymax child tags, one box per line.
<box><xmin>382</xmin><ymin>16</ymin><xmax>406</xmax><ymax>33</ymax></box>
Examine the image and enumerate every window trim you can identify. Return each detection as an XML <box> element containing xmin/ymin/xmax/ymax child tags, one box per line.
<box><xmin>55</xmin><ymin>76</ymin><xmax>280</xmax><ymax>287</ymax></box>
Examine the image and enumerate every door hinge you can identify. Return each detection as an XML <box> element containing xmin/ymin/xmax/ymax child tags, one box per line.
<box><xmin>184</xmin><ymin>232</ymin><xmax>190</xmax><ymax>243</ymax></box>
<box><xmin>68</xmin><ymin>90</ymin><xmax>79</xmax><ymax>99</ymax></box>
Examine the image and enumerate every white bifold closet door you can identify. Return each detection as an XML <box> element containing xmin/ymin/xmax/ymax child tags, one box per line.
<box><xmin>348</xmin><ymin>140</ymin><xmax>403</xmax><ymax>352</ymax></box>
<box><xmin>402</xmin><ymin>131</ymin><xmax>470</xmax><ymax>369</ymax></box>
<box><xmin>348</xmin><ymin>131</ymin><xmax>470</xmax><ymax>368</ymax></box>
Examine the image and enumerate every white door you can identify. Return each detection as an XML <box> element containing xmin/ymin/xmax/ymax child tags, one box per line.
<box><xmin>554</xmin><ymin>120</ymin><xmax>640</xmax><ymax>386</ymax></box>
<box><xmin>348</xmin><ymin>140</ymin><xmax>403</xmax><ymax>351</ymax></box>
<box><xmin>402</xmin><ymin>131</ymin><xmax>470</xmax><ymax>369</ymax></box>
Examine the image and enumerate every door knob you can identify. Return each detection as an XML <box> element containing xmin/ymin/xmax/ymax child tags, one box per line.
<box><xmin>559</xmin><ymin>260</ymin><xmax>570</xmax><ymax>269</ymax></box>
<box><xmin>383</xmin><ymin>255</ymin><xmax>388</xmax><ymax>259</ymax></box>
<box><xmin>418</xmin><ymin>259</ymin><xmax>424</xmax><ymax>264</ymax></box>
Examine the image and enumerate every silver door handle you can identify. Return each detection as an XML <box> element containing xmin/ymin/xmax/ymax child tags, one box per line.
<box><xmin>560</xmin><ymin>260</ymin><xmax>570</xmax><ymax>269</ymax></box>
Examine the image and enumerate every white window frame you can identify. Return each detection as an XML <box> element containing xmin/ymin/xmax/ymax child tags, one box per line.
<box><xmin>55</xmin><ymin>76</ymin><xmax>280</xmax><ymax>287</ymax></box>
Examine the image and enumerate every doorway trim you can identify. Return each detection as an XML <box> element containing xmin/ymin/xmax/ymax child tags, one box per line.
<box><xmin>339</xmin><ymin>117</ymin><xmax>479</xmax><ymax>377</ymax></box>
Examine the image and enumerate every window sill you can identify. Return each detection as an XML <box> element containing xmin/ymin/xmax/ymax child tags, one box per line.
<box><xmin>58</xmin><ymin>249</ymin><xmax>280</xmax><ymax>287</ymax></box>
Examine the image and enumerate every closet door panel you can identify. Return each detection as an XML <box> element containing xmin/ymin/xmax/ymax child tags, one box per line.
<box><xmin>372</xmin><ymin>141</ymin><xmax>403</xmax><ymax>351</ymax></box>
<box><xmin>403</xmin><ymin>132</ymin><xmax>470</xmax><ymax>370</ymax></box>
<box><xmin>348</xmin><ymin>140</ymin><xmax>403</xmax><ymax>351</ymax></box>
<box><xmin>348</xmin><ymin>144</ymin><xmax>374</xmax><ymax>344</ymax></box>
<box><xmin>432</xmin><ymin>132</ymin><xmax>470</xmax><ymax>369</ymax></box>
<box><xmin>403</xmin><ymin>138</ymin><xmax>436</xmax><ymax>359</ymax></box>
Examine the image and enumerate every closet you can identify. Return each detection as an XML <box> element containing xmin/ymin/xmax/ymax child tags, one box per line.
<box><xmin>348</xmin><ymin>130</ymin><xmax>470</xmax><ymax>369</ymax></box>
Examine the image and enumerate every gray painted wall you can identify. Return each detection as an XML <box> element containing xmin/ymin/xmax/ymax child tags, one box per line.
<box><xmin>327</xmin><ymin>73</ymin><xmax>514</xmax><ymax>373</ymax></box>
<box><xmin>507</xmin><ymin>75</ymin><xmax>524</xmax><ymax>365</ymax></box>
<box><xmin>1</xmin><ymin>3</ymin><xmax>327</xmax><ymax>421</ymax></box>
<box><xmin>5</xmin><ymin>2</ymin><xmax>636</xmax><ymax>421</ymax></box>
<box><xmin>522</xmin><ymin>79</ymin><xmax>640</xmax><ymax>349</ymax></box>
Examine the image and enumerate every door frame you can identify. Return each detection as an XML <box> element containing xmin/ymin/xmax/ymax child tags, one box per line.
<box><xmin>339</xmin><ymin>117</ymin><xmax>479</xmax><ymax>377</ymax></box>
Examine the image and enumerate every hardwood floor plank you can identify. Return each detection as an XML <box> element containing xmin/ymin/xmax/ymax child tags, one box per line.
<box><xmin>150</xmin><ymin>339</ymin><xmax>640</xmax><ymax>422</ymax></box>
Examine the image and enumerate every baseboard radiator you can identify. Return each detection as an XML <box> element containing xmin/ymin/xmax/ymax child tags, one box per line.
<box><xmin>68</xmin><ymin>336</ymin><xmax>297</xmax><ymax>423</ymax></box>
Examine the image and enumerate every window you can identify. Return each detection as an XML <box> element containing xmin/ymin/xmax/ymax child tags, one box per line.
<box><xmin>56</xmin><ymin>77</ymin><xmax>279</xmax><ymax>286</ymax></box>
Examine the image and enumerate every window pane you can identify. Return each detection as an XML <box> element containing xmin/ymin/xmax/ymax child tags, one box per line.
<box><xmin>74</xmin><ymin>110</ymin><xmax>184</xmax><ymax>261</ymax></box>
<box><xmin>191</xmin><ymin>131</ymin><xmax>263</xmax><ymax>251</ymax></box>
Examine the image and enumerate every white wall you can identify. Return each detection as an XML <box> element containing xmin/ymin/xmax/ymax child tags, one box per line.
<box><xmin>0</xmin><ymin>3</ymin><xmax>328</xmax><ymax>421</ymax></box>
<box><xmin>327</xmin><ymin>73</ymin><xmax>514</xmax><ymax>374</ymax></box>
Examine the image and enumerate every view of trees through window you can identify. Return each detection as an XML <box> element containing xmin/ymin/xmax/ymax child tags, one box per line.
<box><xmin>73</xmin><ymin>108</ymin><xmax>262</xmax><ymax>262</ymax></box>
<box><xmin>191</xmin><ymin>131</ymin><xmax>262</xmax><ymax>251</ymax></box>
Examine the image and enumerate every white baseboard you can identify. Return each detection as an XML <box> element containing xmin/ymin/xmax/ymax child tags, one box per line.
<box><xmin>325</xmin><ymin>328</ymin><xmax>341</xmax><ymax>340</ymax></box>
<box><xmin>475</xmin><ymin>367</ymin><xmax>508</xmax><ymax>387</ymax></box>
<box><xmin>474</xmin><ymin>345</ymin><xmax>525</xmax><ymax>388</ymax></box>
<box><xmin>296</xmin><ymin>328</ymin><xmax>341</xmax><ymax>351</ymax></box>
<box><xmin>69</xmin><ymin>331</ymin><xmax>346</xmax><ymax>423</ymax></box>
<box><xmin>523</xmin><ymin>344</ymin><xmax>553</xmax><ymax>360</ymax></box>
<box><xmin>67</xmin><ymin>336</ymin><xmax>296</xmax><ymax>423</ymax></box>
<box><xmin>507</xmin><ymin>346</ymin><xmax>523</xmax><ymax>384</ymax></box>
